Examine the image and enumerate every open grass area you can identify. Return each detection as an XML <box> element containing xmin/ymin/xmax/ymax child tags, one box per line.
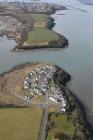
<box><xmin>0</xmin><ymin>95</ymin><xmax>17</xmax><ymax>105</ymax></box>
<box><xmin>32</xmin><ymin>95</ymin><xmax>45</xmax><ymax>103</ymax></box>
<box><xmin>27</xmin><ymin>28</ymin><xmax>59</xmax><ymax>44</ymax></box>
<box><xmin>47</xmin><ymin>114</ymin><xmax>75</xmax><ymax>140</ymax></box>
<box><xmin>34</xmin><ymin>22</ymin><xmax>47</xmax><ymax>28</ymax></box>
<box><xmin>0</xmin><ymin>107</ymin><xmax>42</xmax><ymax>140</ymax></box>
<box><xmin>31</xmin><ymin>14</ymin><xmax>50</xmax><ymax>22</ymax></box>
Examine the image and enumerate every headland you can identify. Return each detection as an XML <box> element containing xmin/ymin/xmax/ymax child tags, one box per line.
<box><xmin>0</xmin><ymin>2</ymin><xmax>68</xmax><ymax>51</ymax></box>
<box><xmin>0</xmin><ymin>62</ymin><xmax>92</xmax><ymax>140</ymax></box>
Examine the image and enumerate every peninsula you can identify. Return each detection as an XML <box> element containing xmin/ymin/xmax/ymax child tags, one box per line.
<box><xmin>0</xmin><ymin>62</ymin><xmax>92</xmax><ymax>140</ymax></box>
<box><xmin>0</xmin><ymin>2</ymin><xmax>68</xmax><ymax>51</ymax></box>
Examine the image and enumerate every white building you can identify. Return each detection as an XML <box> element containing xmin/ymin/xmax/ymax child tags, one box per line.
<box><xmin>49</xmin><ymin>97</ymin><xmax>57</xmax><ymax>102</ymax></box>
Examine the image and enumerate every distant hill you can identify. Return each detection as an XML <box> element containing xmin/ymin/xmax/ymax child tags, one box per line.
<box><xmin>79</xmin><ymin>0</ymin><xmax>93</xmax><ymax>5</ymax></box>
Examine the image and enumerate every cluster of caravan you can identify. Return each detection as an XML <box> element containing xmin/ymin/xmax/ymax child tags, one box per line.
<box><xmin>24</xmin><ymin>65</ymin><xmax>66</xmax><ymax>112</ymax></box>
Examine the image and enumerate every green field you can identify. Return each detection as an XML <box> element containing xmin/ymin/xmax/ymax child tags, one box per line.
<box><xmin>31</xmin><ymin>14</ymin><xmax>50</xmax><ymax>22</ymax></box>
<box><xmin>47</xmin><ymin>114</ymin><xmax>75</xmax><ymax>140</ymax></box>
<box><xmin>27</xmin><ymin>28</ymin><xmax>59</xmax><ymax>44</ymax></box>
<box><xmin>0</xmin><ymin>107</ymin><xmax>42</xmax><ymax>140</ymax></box>
<box><xmin>17</xmin><ymin>12</ymin><xmax>67</xmax><ymax>49</ymax></box>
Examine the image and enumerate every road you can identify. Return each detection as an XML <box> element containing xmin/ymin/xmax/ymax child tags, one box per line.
<box><xmin>38</xmin><ymin>94</ymin><xmax>49</xmax><ymax>140</ymax></box>
<box><xmin>10</xmin><ymin>73</ymin><xmax>49</xmax><ymax>140</ymax></box>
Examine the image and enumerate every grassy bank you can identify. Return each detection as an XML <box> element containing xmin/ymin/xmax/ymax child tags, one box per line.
<box><xmin>46</xmin><ymin>114</ymin><xmax>75</xmax><ymax>140</ymax></box>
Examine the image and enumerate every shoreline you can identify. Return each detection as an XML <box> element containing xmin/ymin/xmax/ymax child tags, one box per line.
<box><xmin>53</xmin><ymin>65</ymin><xmax>93</xmax><ymax>139</ymax></box>
<box><xmin>66</xmin><ymin>87</ymin><xmax>93</xmax><ymax>138</ymax></box>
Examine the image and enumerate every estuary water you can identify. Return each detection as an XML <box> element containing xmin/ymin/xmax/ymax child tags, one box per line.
<box><xmin>0</xmin><ymin>0</ymin><xmax>93</xmax><ymax>121</ymax></box>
